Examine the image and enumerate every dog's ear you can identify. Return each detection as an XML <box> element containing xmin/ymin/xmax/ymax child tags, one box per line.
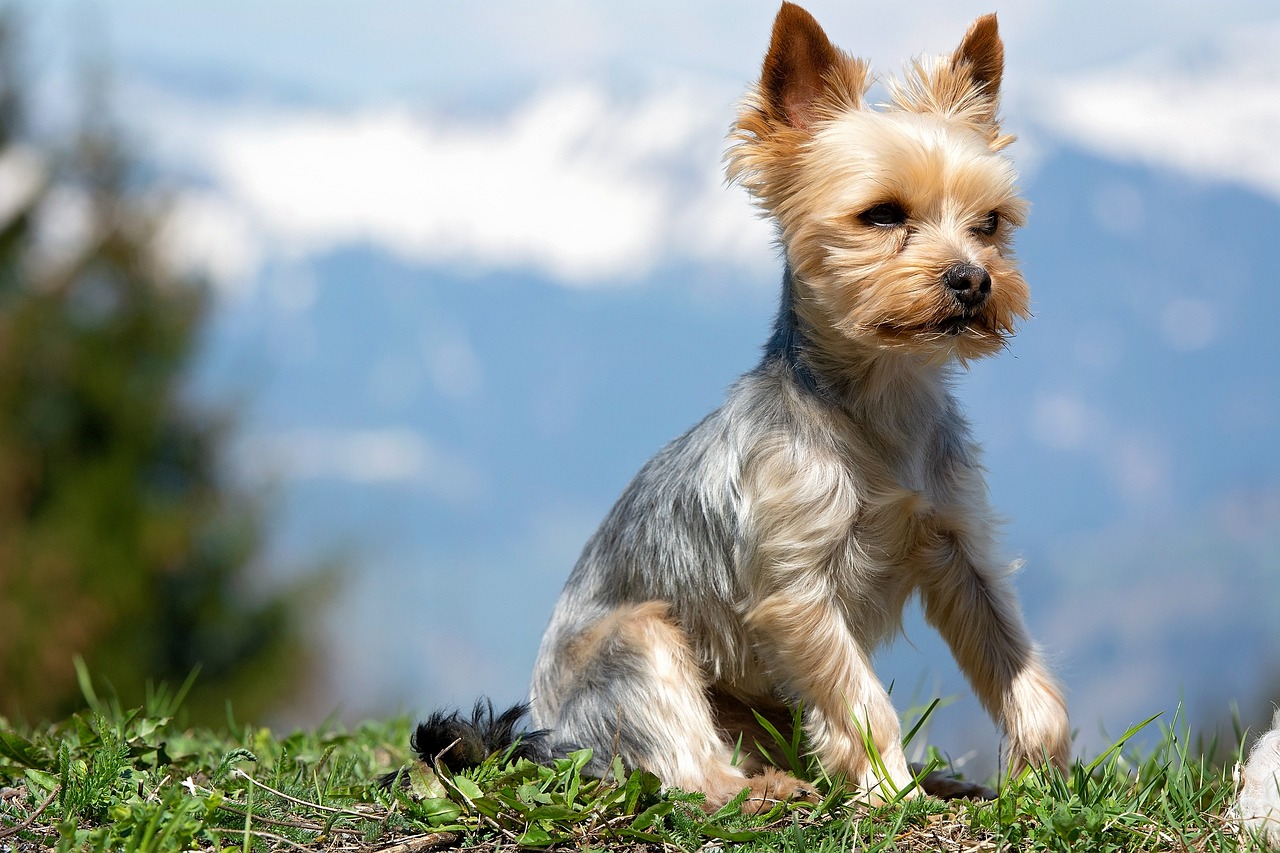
<box><xmin>891</xmin><ymin>12</ymin><xmax>1007</xmax><ymax>145</ymax></box>
<box><xmin>727</xmin><ymin>3</ymin><xmax>870</xmax><ymax>207</ymax></box>
<box><xmin>951</xmin><ymin>14</ymin><xmax>1003</xmax><ymax>109</ymax></box>
<box><xmin>760</xmin><ymin>2</ymin><xmax>860</xmax><ymax>130</ymax></box>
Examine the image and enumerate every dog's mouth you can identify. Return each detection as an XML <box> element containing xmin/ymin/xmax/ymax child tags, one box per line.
<box><xmin>864</xmin><ymin>311</ymin><xmax>1014</xmax><ymax>360</ymax></box>
<box><xmin>876</xmin><ymin>312</ymin><xmax>993</xmax><ymax>342</ymax></box>
<box><xmin>937</xmin><ymin>315</ymin><xmax>974</xmax><ymax>336</ymax></box>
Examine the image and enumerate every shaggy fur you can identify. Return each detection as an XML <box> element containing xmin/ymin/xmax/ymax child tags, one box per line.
<box><xmin>1234</xmin><ymin>709</ymin><xmax>1280</xmax><ymax>847</ymax></box>
<box><xmin>411</xmin><ymin>3</ymin><xmax>1071</xmax><ymax>813</ymax></box>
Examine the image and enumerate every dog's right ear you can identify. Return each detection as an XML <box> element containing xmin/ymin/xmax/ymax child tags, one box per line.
<box><xmin>759</xmin><ymin>3</ymin><xmax>865</xmax><ymax>130</ymax></box>
<box><xmin>728</xmin><ymin>4</ymin><xmax>869</xmax><ymax>209</ymax></box>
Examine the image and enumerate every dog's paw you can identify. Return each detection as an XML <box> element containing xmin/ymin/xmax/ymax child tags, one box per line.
<box><xmin>741</xmin><ymin>768</ymin><xmax>820</xmax><ymax>814</ymax></box>
<box><xmin>701</xmin><ymin>767</ymin><xmax>818</xmax><ymax>814</ymax></box>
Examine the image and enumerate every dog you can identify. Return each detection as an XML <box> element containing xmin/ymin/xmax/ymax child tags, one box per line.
<box><xmin>410</xmin><ymin>2</ymin><xmax>1071</xmax><ymax>813</ymax></box>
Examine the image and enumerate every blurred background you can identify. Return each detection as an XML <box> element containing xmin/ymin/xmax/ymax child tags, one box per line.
<box><xmin>1</xmin><ymin>0</ymin><xmax>1277</xmax><ymax>775</ymax></box>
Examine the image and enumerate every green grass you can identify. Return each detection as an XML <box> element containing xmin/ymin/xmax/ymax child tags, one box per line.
<box><xmin>0</xmin><ymin>675</ymin><xmax>1261</xmax><ymax>852</ymax></box>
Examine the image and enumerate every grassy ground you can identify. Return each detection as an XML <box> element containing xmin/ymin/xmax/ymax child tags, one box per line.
<box><xmin>0</xmin><ymin>673</ymin><xmax>1263</xmax><ymax>852</ymax></box>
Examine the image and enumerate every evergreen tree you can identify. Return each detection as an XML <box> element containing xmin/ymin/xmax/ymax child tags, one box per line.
<box><xmin>0</xmin><ymin>15</ymin><xmax>321</xmax><ymax>723</ymax></box>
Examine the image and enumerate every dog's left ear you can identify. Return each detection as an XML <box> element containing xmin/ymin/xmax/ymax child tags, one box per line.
<box><xmin>952</xmin><ymin>14</ymin><xmax>1003</xmax><ymax>104</ymax></box>
<box><xmin>897</xmin><ymin>12</ymin><xmax>1007</xmax><ymax>144</ymax></box>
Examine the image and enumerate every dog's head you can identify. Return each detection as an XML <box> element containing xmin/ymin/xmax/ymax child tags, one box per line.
<box><xmin>728</xmin><ymin>3</ymin><xmax>1030</xmax><ymax>364</ymax></box>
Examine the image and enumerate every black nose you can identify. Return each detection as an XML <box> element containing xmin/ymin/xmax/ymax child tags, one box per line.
<box><xmin>942</xmin><ymin>263</ymin><xmax>991</xmax><ymax>307</ymax></box>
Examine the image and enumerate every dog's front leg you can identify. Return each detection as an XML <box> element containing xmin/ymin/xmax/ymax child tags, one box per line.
<box><xmin>740</xmin><ymin>450</ymin><xmax>913</xmax><ymax>801</ymax></box>
<box><xmin>918</xmin><ymin>526</ymin><xmax>1071</xmax><ymax>776</ymax></box>
<box><xmin>745</xmin><ymin>590</ymin><xmax>913</xmax><ymax>801</ymax></box>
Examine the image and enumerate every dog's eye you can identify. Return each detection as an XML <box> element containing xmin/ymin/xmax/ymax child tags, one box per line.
<box><xmin>859</xmin><ymin>203</ymin><xmax>907</xmax><ymax>228</ymax></box>
<box><xmin>975</xmin><ymin>210</ymin><xmax>1000</xmax><ymax>236</ymax></box>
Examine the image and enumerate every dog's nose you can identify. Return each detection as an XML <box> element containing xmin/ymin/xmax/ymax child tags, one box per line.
<box><xmin>943</xmin><ymin>263</ymin><xmax>991</xmax><ymax>307</ymax></box>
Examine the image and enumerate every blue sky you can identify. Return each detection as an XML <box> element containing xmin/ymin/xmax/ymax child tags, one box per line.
<box><xmin>15</xmin><ymin>0</ymin><xmax>1280</xmax><ymax>765</ymax></box>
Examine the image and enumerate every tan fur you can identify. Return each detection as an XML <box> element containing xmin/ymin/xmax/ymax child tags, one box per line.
<box><xmin>561</xmin><ymin>600</ymin><xmax>817</xmax><ymax>810</ymax></box>
<box><xmin>528</xmin><ymin>3</ymin><xmax>1070</xmax><ymax>812</ymax></box>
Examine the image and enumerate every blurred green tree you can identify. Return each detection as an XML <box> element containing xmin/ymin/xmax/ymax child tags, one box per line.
<box><xmin>0</xmin><ymin>15</ymin><xmax>323</xmax><ymax>724</ymax></box>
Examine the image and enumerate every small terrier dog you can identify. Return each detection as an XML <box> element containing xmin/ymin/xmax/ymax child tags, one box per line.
<box><xmin>413</xmin><ymin>2</ymin><xmax>1071</xmax><ymax>811</ymax></box>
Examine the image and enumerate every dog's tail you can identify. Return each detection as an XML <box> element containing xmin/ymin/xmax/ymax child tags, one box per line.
<box><xmin>389</xmin><ymin>698</ymin><xmax>552</xmax><ymax>783</ymax></box>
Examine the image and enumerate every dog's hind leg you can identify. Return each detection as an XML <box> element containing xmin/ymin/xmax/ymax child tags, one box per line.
<box><xmin>540</xmin><ymin>600</ymin><xmax>811</xmax><ymax>812</ymax></box>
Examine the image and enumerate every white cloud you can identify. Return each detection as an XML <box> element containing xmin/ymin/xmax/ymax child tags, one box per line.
<box><xmin>1031</xmin><ymin>22</ymin><xmax>1280</xmax><ymax>202</ymax></box>
<box><xmin>155</xmin><ymin>84</ymin><xmax>773</xmax><ymax>294</ymax></box>
<box><xmin>240</xmin><ymin>427</ymin><xmax>484</xmax><ymax>502</ymax></box>
<box><xmin>1160</xmin><ymin>297</ymin><xmax>1219</xmax><ymax>351</ymax></box>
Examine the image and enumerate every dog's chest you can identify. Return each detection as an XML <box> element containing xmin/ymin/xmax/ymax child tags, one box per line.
<box><xmin>836</xmin><ymin>426</ymin><xmax>964</xmax><ymax>582</ymax></box>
